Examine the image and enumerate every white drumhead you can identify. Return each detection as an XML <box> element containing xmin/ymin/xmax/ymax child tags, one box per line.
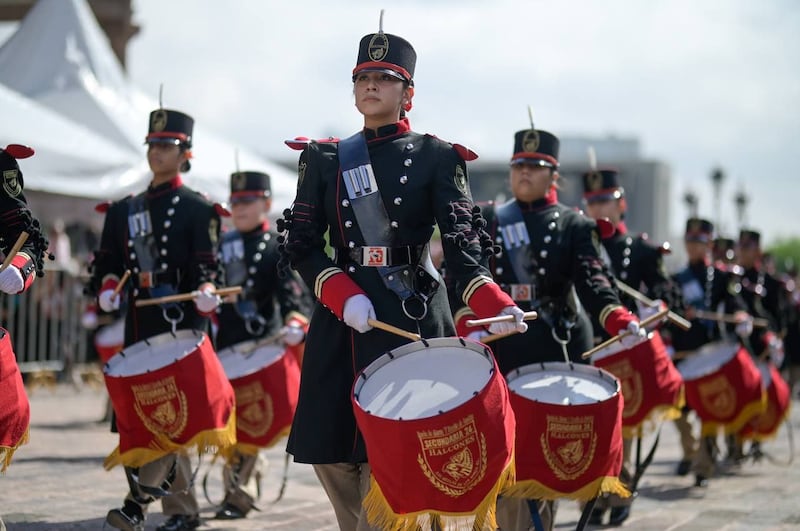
<box><xmin>217</xmin><ymin>341</ymin><xmax>285</xmax><ymax>380</ymax></box>
<box><xmin>354</xmin><ymin>337</ymin><xmax>494</xmax><ymax>421</ymax></box>
<box><xmin>95</xmin><ymin>319</ymin><xmax>125</xmax><ymax>347</ymax></box>
<box><xmin>104</xmin><ymin>329</ymin><xmax>205</xmax><ymax>377</ymax></box>
<box><xmin>590</xmin><ymin>332</ymin><xmax>651</xmax><ymax>362</ymax></box>
<box><xmin>677</xmin><ymin>341</ymin><xmax>738</xmax><ymax>381</ymax></box>
<box><xmin>506</xmin><ymin>362</ymin><xmax>618</xmax><ymax>405</ymax></box>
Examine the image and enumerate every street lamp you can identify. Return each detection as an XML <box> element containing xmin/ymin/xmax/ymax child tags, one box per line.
<box><xmin>683</xmin><ymin>190</ymin><xmax>698</xmax><ymax>218</ymax></box>
<box><xmin>734</xmin><ymin>187</ymin><xmax>749</xmax><ymax>229</ymax></box>
<box><xmin>711</xmin><ymin>167</ymin><xmax>725</xmax><ymax>228</ymax></box>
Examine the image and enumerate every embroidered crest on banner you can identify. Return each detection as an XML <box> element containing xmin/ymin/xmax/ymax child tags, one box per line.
<box><xmin>132</xmin><ymin>376</ymin><xmax>188</xmax><ymax>439</ymax></box>
<box><xmin>522</xmin><ymin>129</ymin><xmax>540</xmax><ymax>153</ymax></box>
<box><xmin>235</xmin><ymin>381</ymin><xmax>274</xmax><ymax>438</ymax></box>
<box><xmin>540</xmin><ymin>414</ymin><xmax>597</xmax><ymax>481</ymax></box>
<box><xmin>604</xmin><ymin>358</ymin><xmax>643</xmax><ymax>419</ymax></box>
<box><xmin>151</xmin><ymin>110</ymin><xmax>168</xmax><ymax>132</ymax></box>
<box><xmin>2</xmin><ymin>169</ymin><xmax>21</xmax><ymax>197</ymax></box>
<box><xmin>416</xmin><ymin>414</ymin><xmax>487</xmax><ymax>497</ymax></box>
<box><xmin>368</xmin><ymin>33</ymin><xmax>389</xmax><ymax>61</ymax></box>
<box><xmin>698</xmin><ymin>375</ymin><xmax>736</xmax><ymax>418</ymax></box>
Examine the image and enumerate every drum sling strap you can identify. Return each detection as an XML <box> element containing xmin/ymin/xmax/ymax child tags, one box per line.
<box><xmin>338</xmin><ymin>132</ymin><xmax>438</xmax><ymax>320</ymax></box>
<box><xmin>221</xmin><ymin>231</ymin><xmax>267</xmax><ymax>335</ymax></box>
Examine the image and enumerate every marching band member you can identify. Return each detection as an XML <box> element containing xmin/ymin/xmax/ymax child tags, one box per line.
<box><xmin>580</xmin><ymin>167</ymin><xmax>684</xmax><ymax>526</ymax></box>
<box><xmin>448</xmin><ymin>126</ymin><xmax>643</xmax><ymax>531</ymax></box>
<box><xmin>213</xmin><ymin>170</ymin><xmax>311</xmax><ymax>520</ymax></box>
<box><xmin>670</xmin><ymin>218</ymin><xmax>750</xmax><ymax>487</ymax></box>
<box><xmin>92</xmin><ymin>107</ymin><xmax>224</xmax><ymax>531</ymax></box>
<box><xmin>279</xmin><ymin>21</ymin><xmax>525</xmax><ymax>531</ymax></box>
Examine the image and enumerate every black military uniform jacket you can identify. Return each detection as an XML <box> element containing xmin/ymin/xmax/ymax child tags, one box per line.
<box><xmin>593</xmin><ymin>227</ymin><xmax>683</xmax><ymax>341</ymax></box>
<box><xmin>282</xmin><ymin>119</ymin><xmax>512</xmax><ymax>464</ymax></box>
<box><xmin>216</xmin><ymin>222</ymin><xmax>311</xmax><ymax>350</ymax></box>
<box><xmin>0</xmin><ymin>166</ymin><xmax>48</xmax><ymax>282</ymax></box>
<box><xmin>738</xmin><ymin>266</ymin><xmax>787</xmax><ymax>354</ymax></box>
<box><xmin>454</xmin><ymin>195</ymin><xmax>625</xmax><ymax>375</ymax></box>
<box><xmin>91</xmin><ymin>176</ymin><xmax>221</xmax><ymax>346</ymax></box>
<box><xmin>670</xmin><ymin>260</ymin><xmax>744</xmax><ymax>353</ymax></box>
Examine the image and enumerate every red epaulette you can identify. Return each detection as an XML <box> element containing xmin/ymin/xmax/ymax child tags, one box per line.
<box><xmin>424</xmin><ymin>134</ymin><xmax>479</xmax><ymax>161</ymax></box>
<box><xmin>595</xmin><ymin>218</ymin><xmax>616</xmax><ymax>239</ymax></box>
<box><xmin>284</xmin><ymin>136</ymin><xmax>340</xmax><ymax>151</ymax></box>
<box><xmin>94</xmin><ymin>200</ymin><xmax>112</xmax><ymax>213</ymax></box>
<box><xmin>214</xmin><ymin>203</ymin><xmax>231</xmax><ymax>217</ymax></box>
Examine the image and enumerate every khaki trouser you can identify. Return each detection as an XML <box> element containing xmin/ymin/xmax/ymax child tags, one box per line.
<box><xmin>313</xmin><ymin>462</ymin><xmax>380</xmax><ymax>531</ymax></box>
<box><xmin>496</xmin><ymin>497</ymin><xmax>555</xmax><ymax>531</ymax></box>
<box><xmin>693</xmin><ymin>435</ymin><xmax>716</xmax><ymax>477</ymax></box>
<box><xmin>126</xmin><ymin>452</ymin><xmax>199</xmax><ymax>516</ymax></box>
<box><xmin>673</xmin><ymin>409</ymin><xmax>698</xmax><ymax>461</ymax></box>
<box><xmin>222</xmin><ymin>452</ymin><xmax>264</xmax><ymax>514</ymax></box>
<box><xmin>785</xmin><ymin>364</ymin><xmax>800</xmax><ymax>397</ymax></box>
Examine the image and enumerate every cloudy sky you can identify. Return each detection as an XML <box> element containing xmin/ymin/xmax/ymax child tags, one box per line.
<box><xmin>121</xmin><ymin>1</ymin><xmax>797</xmax><ymax>244</ymax></box>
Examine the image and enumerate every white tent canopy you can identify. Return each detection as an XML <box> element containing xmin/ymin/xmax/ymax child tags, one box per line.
<box><xmin>0</xmin><ymin>0</ymin><xmax>298</xmax><ymax>208</ymax></box>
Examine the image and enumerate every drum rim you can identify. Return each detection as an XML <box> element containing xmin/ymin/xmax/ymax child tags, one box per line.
<box><xmin>352</xmin><ymin>336</ymin><xmax>495</xmax><ymax>411</ymax></box>
<box><xmin>590</xmin><ymin>331</ymin><xmax>654</xmax><ymax>361</ymax></box>
<box><xmin>678</xmin><ymin>340</ymin><xmax>739</xmax><ymax>381</ymax></box>
<box><xmin>217</xmin><ymin>340</ymin><xmax>286</xmax><ymax>379</ymax></box>
<box><xmin>104</xmin><ymin>329</ymin><xmax>206</xmax><ymax>376</ymax></box>
<box><xmin>505</xmin><ymin>360</ymin><xmax>621</xmax><ymax>399</ymax></box>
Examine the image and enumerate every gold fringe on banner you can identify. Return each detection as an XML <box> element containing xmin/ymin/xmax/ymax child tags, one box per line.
<box><xmin>700</xmin><ymin>391</ymin><xmax>767</xmax><ymax>437</ymax></box>
<box><xmin>622</xmin><ymin>387</ymin><xmax>685</xmax><ymax>439</ymax></box>
<box><xmin>218</xmin><ymin>426</ymin><xmax>293</xmax><ymax>460</ymax></box>
<box><xmin>362</xmin><ymin>458</ymin><xmax>515</xmax><ymax>531</ymax></box>
<box><xmin>104</xmin><ymin>410</ymin><xmax>237</xmax><ymax>470</ymax></box>
<box><xmin>502</xmin><ymin>475</ymin><xmax>630</xmax><ymax>502</ymax></box>
<box><xmin>0</xmin><ymin>426</ymin><xmax>29</xmax><ymax>472</ymax></box>
<box><xmin>743</xmin><ymin>403</ymin><xmax>792</xmax><ymax>442</ymax></box>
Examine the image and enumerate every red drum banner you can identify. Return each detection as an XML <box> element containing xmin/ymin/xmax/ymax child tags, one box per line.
<box><xmin>0</xmin><ymin>330</ymin><xmax>29</xmax><ymax>471</ymax></box>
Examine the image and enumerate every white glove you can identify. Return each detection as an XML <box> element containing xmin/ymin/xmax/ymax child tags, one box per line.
<box><xmin>619</xmin><ymin>320</ymin><xmax>647</xmax><ymax>349</ymax></box>
<box><xmin>98</xmin><ymin>289</ymin><xmax>121</xmax><ymax>313</ymax></box>
<box><xmin>768</xmin><ymin>336</ymin><xmax>785</xmax><ymax>368</ymax></box>
<box><xmin>488</xmin><ymin>306</ymin><xmax>528</xmax><ymax>335</ymax></box>
<box><xmin>281</xmin><ymin>324</ymin><xmax>305</xmax><ymax>346</ymax></box>
<box><xmin>466</xmin><ymin>330</ymin><xmax>489</xmax><ymax>342</ymax></box>
<box><xmin>343</xmin><ymin>294</ymin><xmax>375</xmax><ymax>333</ymax></box>
<box><xmin>637</xmin><ymin>299</ymin><xmax>665</xmax><ymax>322</ymax></box>
<box><xmin>194</xmin><ymin>286</ymin><xmax>221</xmax><ymax>314</ymax></box>
<box><xmin>0</xmin><ymin>265</ymin><xmax>24</xmax><ymax>294</ymax></box>
<box><xmin>81</xmin><ymin>311</ymin><xmax>98</xmax><ymax>329</ymax></box>
<box><xmin>735</xmin><ymin>315</ymin><xmax>754</xmax><ymax>338</ymax></box>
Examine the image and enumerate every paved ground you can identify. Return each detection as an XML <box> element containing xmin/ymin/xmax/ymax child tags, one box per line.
<box><xmin>1</xmin><ymin>382</ymin><xmax>799</xmax><ymax>530</ymax></box>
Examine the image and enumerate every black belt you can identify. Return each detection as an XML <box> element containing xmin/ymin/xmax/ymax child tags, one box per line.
<box><xmin>334</xmin><ymin>245</ymin><xmax>424</xmax><ymax>267</ymax></box>
<box><xmin>134</xmin><ymin>269</ymin><xmax>180</xmax><ymax>289</ymax></box>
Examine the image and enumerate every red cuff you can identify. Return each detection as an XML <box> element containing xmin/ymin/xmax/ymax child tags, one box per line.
<box><xmin>319</xmin><ymin>271</ymin><xmax>366</xmax><ymax>320</ymax></box>
<box><xmin>101</xmin><ymin>277</ymin><xmax>119</xmax><ymax>293</ymax></box>
<box><xmin>454</xmin><ymin>308</ymin><xmax>483</xmax><ymax>337</ymax></box>
<box><xmin>285</xmin><ymin>311</ymin><xmax>309</xmax><ymax>330</ymax></box>
<box><xmin>603</xmin><ymin>306</ymin><xmax>638</xmax><ymax>336</ymax></box>
<box><xmin>10</xmin><ymin>254</ymin><xmax>35</xmax><ymax>292</ymax></box>
<box><xmin>763</xmin><ymin>331</ymin><xmax>776</xmax><ymax>349</ymax></box>
<box><xmin>467</xmin><ymin>282</ymin><xmax>515</xmax><ymax>320</ymax></box>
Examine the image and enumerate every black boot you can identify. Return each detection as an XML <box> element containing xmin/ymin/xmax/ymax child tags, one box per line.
<box><xmin>588</xmin><ymin>507</ymin><xmax>605</xmax><ymax>525</ymax></box>
<box><xmin>608</xmin><ymin>506</ymin><xmax>631</xmax><ymax>526</ymax></box>
<box><xmin>694</xmin><ymin>474</ymin><xmax>709</xmax><ymax>487</ymax></box>
<box><xmin>106</xmin><ymin>500</ymin><xmax>145</xmax><ymax>531</ymax></box>
<box><xmin>675</xmin><ymin>458</ymin><xmax>692</xmax><ymax>476</ymax></box>
<box><xmin>215</xmin><ymin>502</ymin><xmax>247</xmax><ymax>520</ymax></box>
<box><xmin>156</xmin><ymin>514</ymin><xmax>201</xmax><ymax>531</ymax></box>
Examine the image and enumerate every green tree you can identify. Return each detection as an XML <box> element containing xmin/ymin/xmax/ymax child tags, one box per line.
<box><xmin>767</xmin><ymin>238</ymin><xmax>800</xmax><ymax>273</ymax></box>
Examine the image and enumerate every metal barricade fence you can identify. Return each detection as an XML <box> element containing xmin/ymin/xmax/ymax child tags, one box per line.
<box><xmin>0</xmin><ymin>266</ymin><xmax>91</xmax><ymax>376</ymax></box>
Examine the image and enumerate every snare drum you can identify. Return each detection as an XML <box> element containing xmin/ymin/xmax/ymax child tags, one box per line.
<box><xmin>591</xmin><ymin>330</ymin><xmax>684</xmax><ymax>437</ymax></box>
<box><xmin>103</xmin><ymin>329</ymin><xmax>236</xmax><ymax>469</ymax></box>
<box><xmin>0</xmin><ymin>329</ymin><xmax>29</xmax><ymax>471</ymax></box>
<box><xmin>678</xmin><ymin>341</ymin><xmax>765</xmax><ymax>435</ymax></box>
<box><xmin>504</xmin><ymin>362</ymin><xmax>628</xmax><ymax>501</ymax></box>
<box><xmin>740</xmin><ymin>361</ymin><xmax>791</xmax><ymax>441</ymax></box>
<box><xmin>352</xmin><ymin>337</ymin><xmax>515</xmax><ymax>531</ymax></box>
<box><xmin>94</xmin><ymin>318</ymin><xmax>125</xmax><ymax>363</ymax></box>
<box><xmin>217</xmin><ymin>340</ymin><xmax>300</xmax><ymax>453</ymax></box>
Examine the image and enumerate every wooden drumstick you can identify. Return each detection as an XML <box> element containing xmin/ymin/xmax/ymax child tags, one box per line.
<box><xmin>111</xmin><ymin>270</ymin><xmax>131</xmax><ymax>301</ymax></box>
<box><xmin>480</xmin><ymin>330</ymin><xmax>520</xmax><ymax>344</ymax></box>
<box><xmin>134</xmin><ymin>286</ymin><xmax>243</xmax><ymax>307</ymax></box>
<box><xmin>692</xmin><ymin>309</ymin><xmax>770</xmax><ymax>329</ymax></box>
<box><xmin>465</xmin><ymin>311</ymin><xmax>538</xmax><ymax>327</ymax></box>
<box><xmin>0</xmin><ymin>231</ymin><xmax>29</xmax><ymax>273</ymax></box>
<box><xmin>581</xmin><ymin>307</ymin><xmax>670</xmax><ymax>360</ymax></box>
<box><xmin>615</xmin><ymin>280</ymin><xmax>692</xmax><ymax>331</ymax></box>
<box><xmin>367</xmin><ymin>318</ymin><xmax>420</xmax><ymax>341</ymax></box>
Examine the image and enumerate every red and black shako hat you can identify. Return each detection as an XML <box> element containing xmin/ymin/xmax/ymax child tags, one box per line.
<box><xmin>1</xmin><ymin>144</ymin><xmax>34</xmax><ymax>198</ymax></box>
<box><xmin>684</xmin><ymin>217</ymin><xmax>714</xmax><ymax>243</ymax></box>
<box><xmin>145</xmin><ymin>108</ymin><xmax>194</xmax><ymax>148</ymax></box>
<box><xmin>582</xmin><ymin>168</ymin><xmax>624</xmax><ymax>203</ymax></box>
<box><xmin>511</xmin><ymin>129</ymin><xmax>559</xmax><ymax>169</ymax></box>
<box><xmin>230</xmin><ymin>171</ymin><xmax>271</xmax><ymax>203</ymax></box>
<box><xmin>353</xmin><ymin>31</ymin><xmax>416</xmax><ymax>85</ymax></box>
<box><xmin>738</xmin><ymin>229</ymin><xmax>761</xmax><ymax>249</ymax></box>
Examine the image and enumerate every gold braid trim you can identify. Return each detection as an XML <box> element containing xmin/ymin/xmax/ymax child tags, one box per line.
<box><xmin>621</xmin><ymin>386</ymin><xmax>685</xmax><ymax>439</ymax></box>
<box><xmin>502</xmin><ymin>475</ymin><xmax>630</xmax><ymax>502</ymax></box>
<box><xmin>314</xmin><ymin>267</ymin><xmax>341</xmax><ymax>300</ymax></box>
<box><xmin>454</xmin><ymin>306</ymin><xmax>478</xmax><ymax>326</ymax></box>
<box><xmin>598</xmin><ymin>304</ymin><xmax>624</xmax><ymax>329</ymax></box>
<box><xmin>0</xmin><ymin>426</ymin><xmax>29</xmax><ymax>472</ymax></box>
<box><xmin>462</xmin><ymin>275</ymin><xmax>494</xmax><ymax>306</ymax></box>
<box><xmin>699</xmin><ymin>390</ymin><xmax>768</xmax><ymax>437</ymax></box>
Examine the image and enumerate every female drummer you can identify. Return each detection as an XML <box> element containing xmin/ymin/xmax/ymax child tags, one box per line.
<box><xmin>279</xmin><ymin>18</ymin><xmax>525</xmax><ymax>531</ymax></box>
<box><xmin>448</xmin><ymin>124</ymin><xmax>645</xmax><ymax>531</ymax></box>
